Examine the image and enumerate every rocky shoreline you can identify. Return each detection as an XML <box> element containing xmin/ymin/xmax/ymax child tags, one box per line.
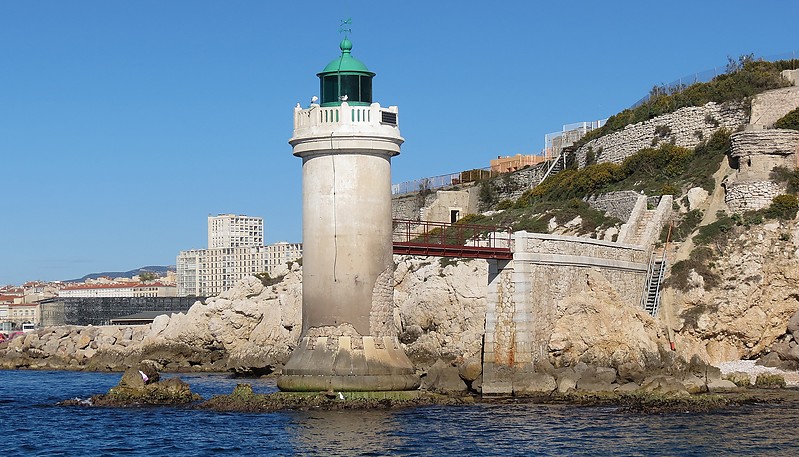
<box><xmin>58</xmin><ymin>366</ymin><xmax>799</xmax><ymax>415</ymax></box>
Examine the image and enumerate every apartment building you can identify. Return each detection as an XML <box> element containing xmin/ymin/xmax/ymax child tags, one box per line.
<box><xmin>208</xmin><ymin>214</ymin><xmax>264</xmax><ymax>249</ymax></box>
<box><xmin>58</xmin><ymin>282</ymin><xmax>177</xmax><ymax>298</ymax></box>
<box><xmin>177</xmin><ymin>215</ymin><xmax>302</xmax><ymax>297</ymax></box>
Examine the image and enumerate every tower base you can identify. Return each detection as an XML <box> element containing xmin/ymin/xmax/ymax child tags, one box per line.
<box><xmin>277</xmin><ymin>335</ymin><xmax>420</xmax><ymax>392</ymax></box>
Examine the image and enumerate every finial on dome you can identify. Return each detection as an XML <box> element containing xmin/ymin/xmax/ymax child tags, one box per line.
<box><xmin>339</xmin><ymin>18</ymin><xmax>353</xmax><ymax>55</ymax></box>
<box><xmin>340</xmin><ymin>38</ymin><xmax>353</xmax><ymax>54</ymax></box>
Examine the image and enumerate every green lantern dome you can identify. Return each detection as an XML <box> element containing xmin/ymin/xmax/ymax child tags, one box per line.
<box><xmin>317</xmin><ymin>38</ymin><xmax>375</xmax><ymax>107</ymax></box>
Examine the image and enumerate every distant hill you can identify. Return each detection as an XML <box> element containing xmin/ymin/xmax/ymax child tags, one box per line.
<box><xmin>66</xmin><ymin>265</ymin><xmax>175</xmax><ymax>283</ymax></box>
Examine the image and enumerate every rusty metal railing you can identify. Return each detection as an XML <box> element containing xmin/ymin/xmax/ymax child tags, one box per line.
<box><xmin>392</xmin><ymin>219</ymin><xmax>513</xmax><ymax>259</ymax></box>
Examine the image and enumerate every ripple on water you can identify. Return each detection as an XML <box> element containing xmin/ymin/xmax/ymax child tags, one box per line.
<box><xmin>3</xmin><ymin>371</ymin><xmax>799</xmax><ymax>456</ymax></box>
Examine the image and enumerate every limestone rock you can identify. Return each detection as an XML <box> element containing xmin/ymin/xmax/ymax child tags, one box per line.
<box><xmin>788</xmin><ymin>309</ymin><xmax>799</xmax><ymax>338</ymax></box>
<box><xmin>556</xmin><ymin>368</ymin><xmax>578</xmax><ymax>394</ymax></box>
<box><xmin>707</xmin><ymin>379</ymin><xmax>738</xmax><ymax>392</ymax></box>
<box><xmin>547</xmin><ymin>270</ymin><xmax>669</xmax><ymax>370</ymax></box>
<box><xmin>640</xmin><ymin>375</ymin><xmax>689</xmax><ymax>396</ymax></box>
<box><xmin>671</xmin><ymin>219</ymin><xmax>799</xmax><ymax>366</ymax></box>
<box><xmin>394</xmin><ymin>257</ymin><xmax>488</xmax><ymax>367</ymax></box>
<box><xmin>686</xmin><ymin>187</ymin><xmax>709</xmax><ymax>210</ymax></box>
<box><xmin>513</xmin><ymin>372</ymin><xmax>557</xmax><ymax>395</ymax></box>
<box><xmin>576</xmin><ymin>366</ymin><xmax>616</xmax><ymax>393</ymax></box>
<box><xmin>422</xmin><ymin>359</ymin><xmax>467</xmax><ymax>394</ymax></box>
<box><xmin>457</xmin><ymin>357</ymin><xmax>482</xmax><ymax>382</ymax></box>
<box><xmin>679</xmin><ymin>373</ymin><xmax>707</xmax><ymax>394</ymax></box>
<box><xmin>615</xmin><ymin>382</ymin><xmax>640</xmax><ymax>393</ymax></box>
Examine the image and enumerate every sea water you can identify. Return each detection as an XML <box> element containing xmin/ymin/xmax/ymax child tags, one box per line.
<box><xmin>1</xmin><ymin>370</ymin><xmax>798</xmax><ymax>456</ymax></box>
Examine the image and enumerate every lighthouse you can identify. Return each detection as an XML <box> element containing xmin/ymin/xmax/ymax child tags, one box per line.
<box><xmin>278</xmin><ymin>38</ymin><xmax>419</xmax><ymax>391</ymax></box>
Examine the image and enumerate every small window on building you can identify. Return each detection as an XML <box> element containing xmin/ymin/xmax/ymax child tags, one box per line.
<box><xmin>450</xmin><ymin>210</ymin><xmax>460</xmax><ymax>224</ymax></box>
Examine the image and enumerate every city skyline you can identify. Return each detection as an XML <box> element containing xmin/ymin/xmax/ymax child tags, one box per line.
<box><xmin>3</xmin><ymin>0</ymin><xmax>798</xmax><ymax>284</ymax></box>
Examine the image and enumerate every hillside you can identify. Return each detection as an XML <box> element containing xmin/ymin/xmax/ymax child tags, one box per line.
<box><xmin>66</xmin><ymin>265</ymin><xmax>175</xmax><ymax>282</ymax></box>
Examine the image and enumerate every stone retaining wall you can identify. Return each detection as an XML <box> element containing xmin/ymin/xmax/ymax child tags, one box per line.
<box><xmin>392</xmin><ymin>162</ymin><xmax>550</xmax><ymax>217</ymax></box>
<box><xmin>483</xmin><ymin>231</ymin><xmax>648</xmax><ymax>394</ymax></box>
<box><xmin>750</xmin><ymin>87</ymin><xmax>799</xmax><ymax>127</ymax></box>
<box><xmin>724</xmin><ymin>129</ymin><xmax>799</xmax><ymax>211</ymax></box>
<box><xmin>392</xmin><ymin>191</ymin><xmax>438</xmax><ymax>221</ymax></box>
<box><xmin>585</xmin><ymin>191</ymin><xmax>642</xmax><ymax>222</ymax></box>
<box><xmin>576</xmin><ymin>102</ymin><xmax>747</xmax><ymax>166</ymax></box>
<box><xmin>725</xmin><ymin>181</ymin><xmax>785</xmax><ymax>213</ymax></box>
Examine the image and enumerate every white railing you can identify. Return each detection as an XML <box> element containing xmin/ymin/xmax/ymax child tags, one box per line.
<box><xmin>294</xmin><ymin>102</ymin><xmax>398</xmax><ymax>131</ymax></box>
<box><xmin>544</xmin><ymin>119</ymin><xmax>608</xmax><ymax>151</ymax></box>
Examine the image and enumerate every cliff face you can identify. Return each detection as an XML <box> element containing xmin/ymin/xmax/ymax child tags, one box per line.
<box><xmin>393</xmin><ymin>257</ymin><xmax>487</xmax><ymax>366</ymax></box>
<box><xmin>547</xmin><ymin>270</ymin><xmax>671</xmax><ymax>369</ymax></box>
<box><xmin>5</xmin><ymin>225</ymin><xmax>798</xmax><ymax>374</ymax></box>
<box><xmin>669</xmin><ymin>220</ymin><xmax>799</xmax><ymax>364</ymax></box>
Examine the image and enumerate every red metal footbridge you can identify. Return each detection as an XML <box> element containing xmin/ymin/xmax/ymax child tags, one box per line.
<box><xmin>392</xmin><ymin>219</ymin><xmax>513</xmax><ymax>260</ymax></box>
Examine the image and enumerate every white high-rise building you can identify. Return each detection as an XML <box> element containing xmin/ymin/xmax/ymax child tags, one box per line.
<box><xmin>208</xmin><ymin>214</ymin><xmax>264</xmax><ymax>249</ymax></box>
<box><xmin>177</xmin><ymin>215</ymin><xmax>301</xmax><ymax>297</ymax></box>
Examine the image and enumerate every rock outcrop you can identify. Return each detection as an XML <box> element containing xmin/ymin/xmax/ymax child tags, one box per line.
<box><xmin>668</xmin><ymin>220</ymin><xmax>799</xmax><ymax>365</ymax></box>
<box><xmin>548</xmin><ymin>270</ymin><xmax>669</xmax><ymax>370</ymax></box>
<box><xmin>143</xmin><ymin>267</ymin><xmax>302</xmax><ymax>374</ymax></box>
<box><xmin>394</xmin><ymin>257</ymin><xmax>488</xmax><ymax>367</ymax></box>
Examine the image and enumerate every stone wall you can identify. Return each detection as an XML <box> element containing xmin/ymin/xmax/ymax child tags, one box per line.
<box><xmin>585</xmin><ymin>191</ymin><xmax>642</xmax><ymax>222</ymax></box>
<box><xmin>575</xmin><ymin>102</ymin><xmax>747</xmax><ymax>166</ymax></box>
<box><xmin>750</xmin><ymin>87</ymin><xmax>799</xmax><ymax>127</ymax></box>
<box><xmin>483</xmin><ymin>231</ymin><xmax>649</xmax><ymax>394</ymax></box>
<box><xmin>42</xmin><ymin>297</ymin><xmax>204</xmax><ymax>326</ymax></box>
<box><xmin>725</xmin><ymin>181</ymin><xmax>786</xmax><ymax>213</ymax></box>
<box><xmin>724</xmin><ymin>129</ymin><xmax>799</xmax><ymax>211</ymax></box>
<box><xmin>392</xmin><ymin>190</ymin><xmax>440</xmax><ymax>221</ymax></box>
<box><xmin>487</xmin><ymin>162</ymin><xmax>549</xmax><ymax>206</ymax></box>
<box><xmin>783</xmin><ymin>69</ymin><xmax>799</xmax><ymax>86</ymax></box>
<box><xmin>420</xmin><ymin>190</ymin><xmax>479</xmax><ymax>223</ymax></box>
<box><xmin>392</xmin><ymin>162</ymin><xmax>550</xmax><ymax>217</ymax></box>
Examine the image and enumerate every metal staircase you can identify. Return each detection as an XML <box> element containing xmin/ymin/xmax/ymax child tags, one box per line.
<box><xmin>539</xmin><ymin>153</ymin><xmax>567</xmax><ymax>184</ymax></box>
<box><xmin>642</xmin><ymin>251</ymin><xmax>667</xmax><ymax>317</ymax></box>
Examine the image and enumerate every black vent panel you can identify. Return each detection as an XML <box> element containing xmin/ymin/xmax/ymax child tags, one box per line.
<box><xmin>381</xmin><ymin>111</ymin><xmax>397</xmax><ymax>126</ymax></box>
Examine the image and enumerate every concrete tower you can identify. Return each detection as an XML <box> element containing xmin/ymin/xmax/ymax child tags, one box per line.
<box><xmin>278</xmin><ymin>38</ymin><xmax>419</xmax><ymax>391</ymax></box>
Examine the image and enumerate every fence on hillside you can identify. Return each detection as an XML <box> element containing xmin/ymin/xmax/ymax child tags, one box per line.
<box><xmin>391</xmin><ymin>168</ymin><xmax>499</xmax><ymax>196</ymax></box>
<box><xmin>630</xmin><ymin>51</ymin><xmax>799</xmax><ymax>109</ymax></box>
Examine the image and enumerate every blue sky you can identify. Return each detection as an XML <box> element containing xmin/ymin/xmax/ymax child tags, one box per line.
<box><xmin>2</xmin><ymin>0</ymin><xmax>797</xmax><ymax>284</ymax></box>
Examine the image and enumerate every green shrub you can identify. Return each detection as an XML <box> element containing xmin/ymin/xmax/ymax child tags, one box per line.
<box><xmin>755</xmin><ymin>373</ymin><xmax>786</xmax><ymax>388</ymax></box>
<box><xmin>724</xmin><ymin>372</ymin><xmax>752</xmax><ymax>387</ymax></box>
<box><xmin>254</xmin><ymin>272</ymin><xmax>285</xmax><ymax>286</ymax></box>
<box><xmin>659</xmin><ymin>183</ymin><xmax>679</xmax><ymax>196</ymax></box>
<box><xmin>478</xmin><ymin>181</ymin><xmax>498</xmax><ymax>207</ymax></box>
<box><xmin>770</xmin><ymin>166</ymin><xmax>799</xmax><ymax>193</ymax></box>
<box><xmin>731</xmin><ymin>210</ymin><xmax>764</xmax><ymax>227</ymax></box>
<box><xmin>495</xmin><ymin>199</ymin><xmax>515</xmax><ymax>210</ymax></box>
<box><xmin>576</xmin><ymin>59</ymin><xmax>790</xmax><ymax>146</ymax></box>
<box><xmin>693</xmin><ymin>215</ymin><xmax>735</xmax><ymax>246</ymax></box>
<box><xmin>665</xmin><ymin>246</ymin><xmax>719</xmax><ymax>292</ymax></box>
<box><xmin>454</xmin><ymin>213</ymin><xmax>483</xmax><ymax>225</ymax></box>
<box><xmin>669</xmin><ymin>209</ymin><xmax>703</xmax><ymax>242</ymax></box>
<box><xmin>774</xmin><ymin>107</ymin><xmax>799</xmax><ymax>130</ymax></box>
<box><xmin>764</xmin><ymin>194</ymin><xmax>799</xmax><ymax>220</ymax></box>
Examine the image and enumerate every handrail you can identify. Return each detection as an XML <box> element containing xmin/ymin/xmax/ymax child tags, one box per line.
<box><xmin>538</xmin><ymin>153</ymin><xmax>566</xmax><ymax>185</ymax></box>
<box><xmin>392</xmin><ymin>219</ymin><xmax>513</xmax><ymax>256</ymax></box>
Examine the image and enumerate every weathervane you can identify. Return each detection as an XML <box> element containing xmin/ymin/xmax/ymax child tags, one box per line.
<box><xmin>339</xmin><ymin>18</ymin><xmax>352</xmax><ymax>37</ymax></box>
